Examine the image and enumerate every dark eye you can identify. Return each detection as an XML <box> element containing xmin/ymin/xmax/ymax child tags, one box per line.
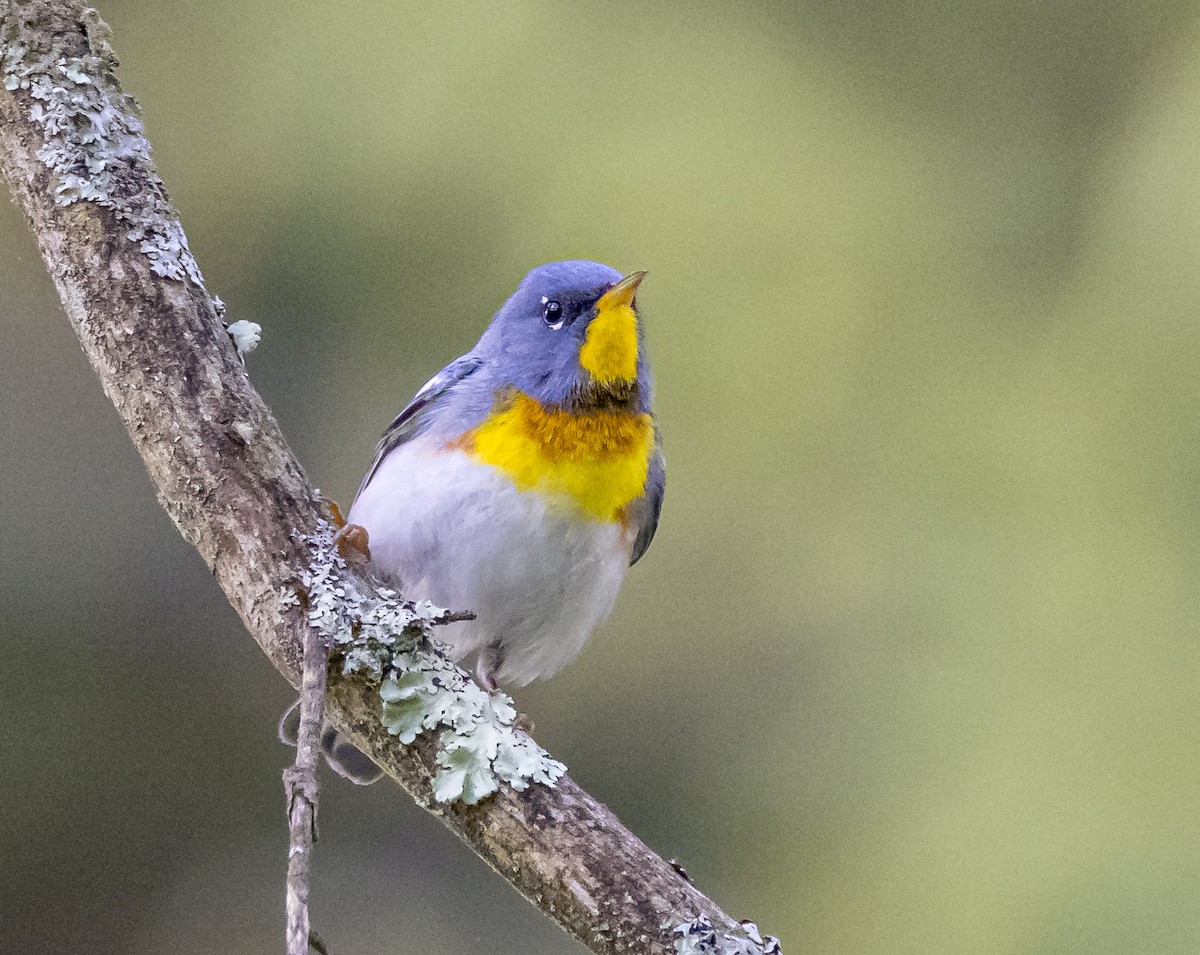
<box><xmin>543</xmin><ymin>300</ymin><xmax>564</xmax><ymax>328</ymax></box>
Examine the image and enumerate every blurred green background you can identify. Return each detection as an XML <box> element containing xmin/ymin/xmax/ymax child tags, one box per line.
<box><xmin>3</xmin><ymin>1</ymin><xmax>1200</xmax><ymax>952</ymax></box>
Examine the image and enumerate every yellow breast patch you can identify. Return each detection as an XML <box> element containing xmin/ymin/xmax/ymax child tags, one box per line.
<box><xmin>465</xmin><ymin>392</ymin><xmax>654</xmax><ymax>521</ymax></box>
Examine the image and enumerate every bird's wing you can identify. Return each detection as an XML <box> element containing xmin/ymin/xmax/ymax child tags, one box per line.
<box><xmin>354</xmin><ymin>355</ymin><xmax>484</xmax><ymax>501</ymax></box>
<box><xmin>628</xmin><ymin>427</ymin><xmax>665</xmax><ymax>566</ymax></box>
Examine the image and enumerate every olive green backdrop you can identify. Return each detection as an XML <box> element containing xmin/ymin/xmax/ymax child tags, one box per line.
<box><xmin>3</xmin><ymin>1</ymin><xmax>1199</xmax><ymax>952</ymax></box>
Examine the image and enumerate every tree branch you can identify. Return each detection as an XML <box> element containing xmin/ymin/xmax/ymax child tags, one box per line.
<box><xmin>0</xmin><ymin>4</ymin><xmax>779</xmax><ymax>954</ymax></box>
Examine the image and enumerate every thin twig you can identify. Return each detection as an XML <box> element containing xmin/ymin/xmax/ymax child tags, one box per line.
<box><xmin>283</xmin><ymin>595</ymin><xmax>326</xmax><ymax>955</ymax></box>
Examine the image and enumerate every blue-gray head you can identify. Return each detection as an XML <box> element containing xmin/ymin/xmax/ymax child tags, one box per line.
<box><xmin>474</xmin><ymin>261</ymin><xmax>651</xmax><ymax>409</ymax></box>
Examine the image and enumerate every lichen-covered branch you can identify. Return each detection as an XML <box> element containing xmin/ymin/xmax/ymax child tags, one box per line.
<box><xmin>0</xmin><ymin>3</ymin><xmax>779</xmax><ymax>954</ymax></box>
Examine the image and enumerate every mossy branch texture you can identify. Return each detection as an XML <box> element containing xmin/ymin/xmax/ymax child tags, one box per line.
<box><xmin>0</xmin><ymin>3</ymin><xmax>780</xmax><ymax>954</ymax></box>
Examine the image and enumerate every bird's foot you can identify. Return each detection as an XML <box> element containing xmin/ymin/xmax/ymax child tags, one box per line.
<box><xmin>474</xmin><ymin>654</ymin><xmax>499</xmax><ymax>694</ymax></box>
<box><xmin>323</xmin><ymin>497</ymin><xmax>348</xmax><ymax>528</ymax></box>
<box><xmin>472</xmin><ymin>652</ymin><xmax>535</xmax><ymax>732</ymax></box>
<box><xmin>333</xmin><ymin>522</ymin><xmax>371</xmax><ymax>568</ymax></box>
<box><xmin>513</xmin><ymin>711</ymin><xmax>535</xmax><ymax>734</ymax></box>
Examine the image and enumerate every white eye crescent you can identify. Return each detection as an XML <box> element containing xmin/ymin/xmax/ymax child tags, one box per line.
<box><xmin>542</xmin><ymin>300</ymin><xmax>564</xmax><ymax>330</ymax></box>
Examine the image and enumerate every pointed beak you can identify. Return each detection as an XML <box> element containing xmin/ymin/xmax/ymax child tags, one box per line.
<box><xmin>595</xmin><ymin>270</ymin><xmax>647</xmax><ymax>311</ymax></box>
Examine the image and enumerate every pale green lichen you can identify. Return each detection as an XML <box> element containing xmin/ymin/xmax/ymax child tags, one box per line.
<box><xmin>286</xmin><ymin>519</ymin><xmax>567</xmax><ymax>805</ymax></box>
<box><xmin>226</xmin><ymin>319</ymin><xmax>262</xmax><ymax>357</ymax></box>
<box><xmin>670</xmin><ymin>916</ymin><xmax>783</xmax><ymax>955</ymax></box>
<box><xmin>1</xmin><ymin>5</ymin><xmax>202</xmax><ymax>283</ymax></box>
<box><xmin>212</xmin><ymin>298</ymin><xmax>260</xmax><ymax>361</ymax></box>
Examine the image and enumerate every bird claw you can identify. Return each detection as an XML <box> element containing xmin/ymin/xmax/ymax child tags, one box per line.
<box><xmin>474</xmin><ymin>654</ymin><xmax>499</xmax><ymax>694</ymax></box>
<box><xmin>513</xmin><ymin>711</ymin><xmax>535</xmax><ymax>734</ymax></box>
<box><xmin>323</xmin><ymin>497</ymin><xmax>349</xmax><ymax>528</ymax></box>
<box><xmin>334</xmin><ymin>522</ymin><xmax>371</xmax><ymax>567</ymax></box>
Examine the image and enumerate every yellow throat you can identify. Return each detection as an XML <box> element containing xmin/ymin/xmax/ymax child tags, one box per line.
<box><xmin>579</xmin><ymin>302</ymin><xmax>638</xmax><ymax>383</ymax></box>
<box><xmin>578</xmin><ymin>270</ymin><xmax>645</xmax><ymax>384</ymax></box>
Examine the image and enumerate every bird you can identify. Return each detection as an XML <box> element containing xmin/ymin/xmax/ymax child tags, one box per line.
<box><xmin>345</xmin><ymin>260</ymin><xmax>665</xmax><ymax>691</ymax></box>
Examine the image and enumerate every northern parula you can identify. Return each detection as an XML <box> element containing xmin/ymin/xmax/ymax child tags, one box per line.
<box><xmin>347</xmin><ymin>260</ymin><xmax>664</xmax><ymax>690</ymax></box>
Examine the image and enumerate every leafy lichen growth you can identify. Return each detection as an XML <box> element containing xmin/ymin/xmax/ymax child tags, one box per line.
<box><xmin>225</xmin><ymin>318</ymin><xmax>261</xmax><ymax>358</ymax></box>
<box><xmin>670</xmin><ymin>916</ymin><xmax>783</xmax><ymax>955</ymax></box>
<box><xmin>212</xmin><ymin>297</ymin><xmax>261</xmax><ymax>362</ymax></box>
<box><xmin>1</xmin><ymin>4</ymin><xmax>202</xmax><ymax>283</ymax></box>
<box><xmin>285</xmin><ymin>519</ymin><xmax>567</xmax><ymax>805</ymax></box>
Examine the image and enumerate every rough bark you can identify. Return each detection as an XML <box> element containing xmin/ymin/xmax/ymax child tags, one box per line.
<box><xmin>0</xmin><ymin>3</ymin><xmax>773</xmax><ymax>954</ymax></box>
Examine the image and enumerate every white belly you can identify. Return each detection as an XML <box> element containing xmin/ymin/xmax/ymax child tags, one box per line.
<box><xmin>347</xmin><ymin>438</ymin><xmax>631</xmax><ymax>686</ymax></box>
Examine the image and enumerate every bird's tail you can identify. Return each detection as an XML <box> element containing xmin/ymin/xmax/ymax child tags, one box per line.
<box><xmin>277</xmin><ymin>698</ymin><xmax>384</xmax><ymax>786</ymax></box>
